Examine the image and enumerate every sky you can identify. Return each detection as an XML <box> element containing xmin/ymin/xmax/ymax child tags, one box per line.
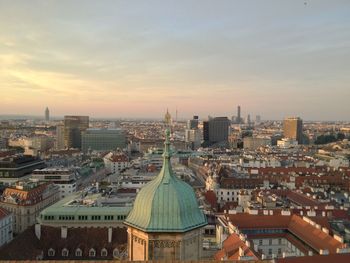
<box><xmin>0</xmin><ymin>0</ymin><xmax>350</xmax><ymax>121</ymax></box>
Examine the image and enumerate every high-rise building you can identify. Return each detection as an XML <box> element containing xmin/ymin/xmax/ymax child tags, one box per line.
<box><xmin>283</xmin><ymin>117</ymin><xmax>303</xmax><ymax>144</ymax></box>
<box><xmin>203</xmin><ymin>117</ymin><xmax>230</xmax><ymax>146</ymax></box>
<box><xmin>55</xmin><ymin>124</ymin><xmax>65</xmax><ymax>150</ymax></box>
<box><xmin>81</xmin><ymin>128</ymin><xmax>126</xmax><ymax>153</ymax></box>
<box><xmin>237</xmin><ymin>105</ymin><xmax>241</xmax><ymax>124</ymax></box>
<box><xmin>64</xmin><ymin>116</ymin><xmax>89</xmax><ymax>149</ymax></box>
<box><xmin>45</xmin><ymin>107</ymin><xmax>49</xmax><ymax>122</ymax></box>
<box><xmin>187</xmin><ymin>115</ymin><xmax>199</xmax><ymax>130</ymax></box>
<box><xmin>185</xmin><ymin>116</ymin><xmax>200</xmax><ymax>150</ymax></box>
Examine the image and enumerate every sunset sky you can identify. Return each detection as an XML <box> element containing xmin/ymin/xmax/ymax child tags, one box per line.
<box><xmin>0</xmin><ymin>0</ymin><xmax>350</xmax><ymax>120</ymax></box>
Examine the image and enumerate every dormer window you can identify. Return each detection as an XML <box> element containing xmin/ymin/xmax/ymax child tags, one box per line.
<box><xmin>101</xmin><ymin>248</ymin><xmax>108</xmax><ymax>257</ymax></box>
<box><xmin>62</xmin><ymin>248</ymin><xmax>69</xmax><ymax>257</ymax></box>
<box><xmin>75</xmin><ymin>248</ymin><xmax>82</xmax><ymax>257</ymax></box>
<box><xmin>89</xmin><ymin>248</ymin><xmax>96</xmax><ymax>257</ymax></box>
<box><xmin>48</xmin><ymin>248</ymin><xmax>55</xmax><ymax>257</ymax></box>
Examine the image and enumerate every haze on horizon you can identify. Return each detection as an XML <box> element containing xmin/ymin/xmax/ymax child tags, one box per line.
<box><xmin>0</xmin><ymin>0</ymin><xmax>350</xmax><ymax>121</ymax></box>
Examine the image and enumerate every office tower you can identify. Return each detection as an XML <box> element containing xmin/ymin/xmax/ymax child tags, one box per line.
<box><xmin>55</xmin><ymin>124</ymin><xmax>65</xmax><ymax>150</ymax></box>
<box><xmin>81</xmin><ymin>128</ymin><xmax>126</xmax><ymax>153</ymax></box>
<box><xmin>187</xmin><ymin>115</ymin><xmax>199</xmax><ymax>130</ymax></box>
<box><xmin>64</xmin><ymin>116</ymin><xmax>89</xmax><ymax>149</ymax></box>
<box><xmin>283</xmin><ymin>117</ymin><xmax>303</xmax><ymax>144</ymax></box>
<box><xmin>237</xmin><ymin>105</ymin><xmax>241</xmax><ymax>124</ymax></box>
<box><xmin>185</xmin><ymin>116</ymin><xmax>200</xmax><ymax>149</ymax></box>
<box><xmin>45</xmin><ymin>107</ymin><xmax>49</xmax><ymax>122</ymax></box>
<box><xmin>203</xmin><ymin>121</ymin><xmax>209</xmax><ymax>142</ymax></box>
<box><xmin>203</xmin><ymin>117</ymin><xmax>230</xmax><ymax>145</ymax></box>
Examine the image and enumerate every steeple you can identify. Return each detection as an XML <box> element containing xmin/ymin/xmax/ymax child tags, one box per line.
<box><xmin>124</xmin><ymin>129</ymin><xmax>207</xmax><ymax>233</ymax></box>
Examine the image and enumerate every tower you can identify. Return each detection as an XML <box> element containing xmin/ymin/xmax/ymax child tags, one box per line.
<box><xmin>237</xmin><ymin>105</ymin><xmax>241</xmax><ymax>124</ymax></box>
<box><xmin>283</xmin><ymin>117</ymin><xmax>303</xmax><ymax>144</ymax></box>
<box><xmin>125</xmin><ymin>130</ymin><xmax>207</xmax><ymax>261</ymax></box>
<box><xmin>164</xmin><ymin>109</ymin><xmax>172</xmax><ymax>126</ymax></box>
<box><xmin>203</xmin><ymin>117</ymin><xmax>230</xmax><ymax>146</ymax></box>
<box><xmin>64</xmin><ymin>116</ymin><xmax>89</xmax><ymax>149</ymax></box>
<box><xmin>45</xmin><ymin>107</ymin><xmax>49</xmax><ymax>122</ymax></box>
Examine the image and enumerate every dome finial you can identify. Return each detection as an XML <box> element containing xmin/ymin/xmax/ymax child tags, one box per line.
<box><xmin>163</xmin><ymin>129</ymin><xmax>171</xmax><ymax>158</ymax></box>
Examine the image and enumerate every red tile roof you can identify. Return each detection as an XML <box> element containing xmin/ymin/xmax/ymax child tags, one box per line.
<box><xmin>214</xmin><ymin>232</ymin><xmax>259</xmax><ymax>261</ymax></box>
<box><xmin>223</xmin><ymin>213</ymin><xmax>345</xmax><ymax>255</ymax></box>
<box><xmin>277</xmin><ymin>253</ymin><xmax>350</xmax><ymax>263</ymax></box>
<box><xmin>204</xmin><ymin>190</ymin><xmax>218</xmax><ymax>210</ymax></box>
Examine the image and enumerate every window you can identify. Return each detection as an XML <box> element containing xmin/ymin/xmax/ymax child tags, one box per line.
<box><xmin>278</xmin><ymin>248</ymin><xmax>282</xmax><ymax>255</ymax></box>
<box><xmin>278</xmin><ymin>238</ymin><xmax>282</xmax><ymax>245</ymax></box>
<box><xmin>91</xmin><ymin>215</ymin><xmax>101</xmax><ymax>220</ymax></box>
<box><xmin>48</xmin><ymin>248</ymin><xmax>55</xmax><ymax>257</ymax></box>
<box><xmin>104</xmin><ymin>215</ymin><xmax>114</xmax><ymax>220</ymax></box>
<box><xmin>101</xmin><ymin>248</ymin><xmax>108</xmax><ymax>257</ymax></box>
<box><xmin>269</xmin><ymin>239</ymin><xmax>272</xmax><ymax>245</ymax></box>
<box><xmin>268</xmin><ymin>249</ymin><xmax>272</xmax><ymax>255</ymax></box>
<box><xmin>75</xmin><ymin>248</ymin><xmax>82</xmax><ymax>257</ymax></box>
<box><xmin>113</xmin><ymin>249</ymin><xmax>120</xmax><ymax>259</ymax></box>
<box><xmin>89</xmin><ymin>248</ymin><xmax>96</xmax><ymax>257</ymax></box>
<box><xmin>259</xmin><ymin>239</ymin><xmax>262</xmax><ymax>246</ymax></box>
<box><xmin>62</xmin><ymin>248</ymin><xmax>69</xmax><ymax>257</ymax></box>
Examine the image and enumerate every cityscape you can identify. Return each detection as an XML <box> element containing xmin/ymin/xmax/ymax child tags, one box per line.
<box><xmin>1</xmin><ymin>1</ymin><xmax>350</xmax><ymax>263</ymax></box>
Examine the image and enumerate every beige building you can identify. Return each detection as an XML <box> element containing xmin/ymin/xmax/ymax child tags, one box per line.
<box><xmin>0</xmin><ymin>181</ymin><xmax>59</xmax><ymax>234</ymax></box>
<box><xmin>283</xmin><ymin>117</ymin><xmax>303</xmax><ymax>144</ymax></box>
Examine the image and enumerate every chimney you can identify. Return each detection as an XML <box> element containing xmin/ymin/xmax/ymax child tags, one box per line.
<box><xmin>35</xmin><ymin>224</ymin><xmax>41</xmax><ymax>240</ymax></box>
<box><xmin>61</xmin><ymin>226</ymin><xmax>67</xmax><ymax>239</ymax></box>
<box><xmin>108</xmin><ymin>227</ymin><xmax>113</xmax><ymax>243</ymax></box>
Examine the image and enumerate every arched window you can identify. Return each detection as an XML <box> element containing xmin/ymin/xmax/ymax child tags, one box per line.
<box><xmin>101</xmin><ymin>248</ymin><xmax>108</xmax><ymax>257</ymax></box>
<box><xmin>75</xmin><ymin>248</ymin><xmax>82</xmax><ymax>257</ymax></box>
<box><xmin>89</xmin><ymin>248</ymin><xmax>96</xmax><ymax>257</ymax></box>
<box><xmin>62</xmin><ymin>248</ymin><xmax>69</xmax><ymax>257</ymax></box>
<box><xmin>48</xmin><ymin>248</ymin><xmax>55</xmax><ymax>257</ymax></box>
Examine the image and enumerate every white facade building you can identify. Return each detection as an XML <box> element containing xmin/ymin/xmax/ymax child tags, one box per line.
<box><xmin>31</xmin><ymin>168</ymin><xmax>77</xmax><ymax>199</ymax></box>
<box><xmin>104</xmin><ymin>152</ymin><xmax>129</xmax><ymax>175</ymax></box>
<box><xmin>0</xmin><ymin>208</ymin><xmax>13</xmax><ymax>247</ymax></box>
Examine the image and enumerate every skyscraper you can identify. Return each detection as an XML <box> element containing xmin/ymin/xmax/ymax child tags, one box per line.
<box><xmin>187</xmin><ymin>115</ymin><xmax>199</xmax><ymax>130</ymax></box>
<box><xmin>185</xmin><ymin>116</ymin><xmax>200</xmax><ymax>150</ymax></box>
<box><xmin>203</xmin><ymin>117</ymin><xmax>230</xmax><ymax>146</ymax></box>
<box><xmin>64</xmin><ymin>116</ymin><xmax>89</xmax><ymax>149</ymax></box>
<box><xmin>283</xmin><ymin>117</ymin><xmax>303</xmax><ymax>144</ymax></box>
<box><xmin>45</xmin><ymin>107</ymin><xmax>49</xmax><ymax>122</ymax></box>
<box><xmin>237</xmin><ymin>105</ymin><xmax>241</xmax><ymax>124</ymax></box>
<box><xmin>55</xmin><ymin>124</ymin><xmax>65</xmax><ymax>150</ymax></box>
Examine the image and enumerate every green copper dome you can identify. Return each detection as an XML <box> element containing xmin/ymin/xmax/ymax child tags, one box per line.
<box><xmin>125</xmin><ymin>130</ymin><xmax>207</xmax><ymax>232</ymax></box>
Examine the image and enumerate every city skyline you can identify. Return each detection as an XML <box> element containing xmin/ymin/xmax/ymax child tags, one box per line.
<box><xmin>1</xmin><ymin>1</ymin><xmax>350</xmax><ymax>120</ymax></box>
